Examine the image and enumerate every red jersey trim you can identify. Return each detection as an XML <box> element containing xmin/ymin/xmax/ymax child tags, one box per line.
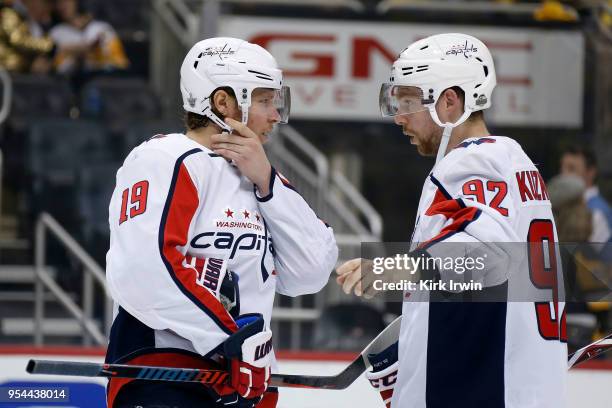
<box><xmin>158</xmin><ymin>149</ymin><xmax>237</xmax><ymax>335</ymax></box>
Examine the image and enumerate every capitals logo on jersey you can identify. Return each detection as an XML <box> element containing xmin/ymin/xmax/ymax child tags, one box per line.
<box><xmin>189</xmin><ymin>206</ymin><xmax>275</xmax><ymax>284</ymax></box>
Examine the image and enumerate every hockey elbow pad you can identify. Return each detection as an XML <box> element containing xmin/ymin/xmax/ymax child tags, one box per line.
<box><xmin>365</xmin><ymin>341</ymin><xmax>399</xmax><ymax>408</ymax></box>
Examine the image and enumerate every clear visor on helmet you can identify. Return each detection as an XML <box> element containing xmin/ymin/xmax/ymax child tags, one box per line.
<box><xmin>250</xmin><ymin>86</ymin><xmax>291</xmax><ymax>124</ymax></box>
<box><xmin>379</xmin><ymin>84</ymin><xmax>430</xmax><ymax>117</ymax></box>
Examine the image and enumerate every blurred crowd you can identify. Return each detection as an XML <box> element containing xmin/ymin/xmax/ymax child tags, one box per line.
<box><xmin>548</xmin><ymin>146</ymin><xmax>612</xmax><ymax>351</ymax></box>
<box><xmin>0</xmin><ymin>0</ymin><xmax>128</xmax><ymax>77</ymax></box>
<box><xmin>362</xmin><ymin>0</ymin><xmax>611</xmax><ymax>22</ymax></box>
<box><xmin>1</xmin><ymin>0</ymin><xmax>609</xmax><ymax>79</ymax></box>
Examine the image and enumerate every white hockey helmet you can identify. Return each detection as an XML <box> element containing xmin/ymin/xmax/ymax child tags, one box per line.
<box><xmin>379</xmin><ymin>33</ymin><xmax>496</xmax><ymax>163</ymax></box>
<box><xmin>180</xmin><ymin>37</ymin><xmax>290</xmax><ymax>131</ymax></box>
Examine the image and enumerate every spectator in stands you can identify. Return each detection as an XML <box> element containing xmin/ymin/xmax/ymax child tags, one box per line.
<box><xmin>0</xmin><ymin>0</ymin><xmax>55</xmax><ymax>73</ymax></box>
<box><xmin>547</xmin><ymin>174</ymin><xmax>589</xmax><ymax>303</ymax></box>
<box><xmin>547</xmin><ymin>173</ymin><xmax>603</xmax><ymax>352</ymax></box>
<box><xmin>555</xmin><ymin>155</ymin><xmax>612</xmax><ymax>346</ymax></box>
<box><xmin>560</xmin><ymin>145</ymin><xmax>612</xmax><ymax>246</ymax></box>
<box><xmin>548</xmin><ymin>173</ymin><xmax>592</xmax><ymax>244</ymax></box>
<box><xmin>23</xmin><ymin>0</ymin><xmax>53</xmax><ymax>35</ymax></box>
<box><xmin>21</xmin><ymin>0</ymin><xmax>55</xmax><ymax>73</ymax></box>
<box><xmin>49</xmin><ymin>0</ymin><xmax>129</xmax><ymax>76</ymax></box>
<box><xmin>533</xmin><ymin>0</ymin><xmax>579</xmax><ymax>22</ymax></box>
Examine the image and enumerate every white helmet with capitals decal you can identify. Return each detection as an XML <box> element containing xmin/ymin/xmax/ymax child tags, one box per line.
<box><xmin>180</xmin><ymin>37</ymin><xmax>290</xmax><ymax>131</ymax></box>
<box><xmin>379</xmin><ymin>33</ymin><xmax>496</xmax><ymax>164</ymax></box>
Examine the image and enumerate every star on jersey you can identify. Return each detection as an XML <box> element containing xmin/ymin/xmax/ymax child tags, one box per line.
<box><xmin>255</xmin><ymin>213</ymin><xmax>261</xmax><ymax>222</ymax></box>
<box><xmin>243</xmin><ymin>210</ymin><xmax>250</xmax><ymax>219</ymax></box>
<box><xmin>225</xmin><ymin>208</ymin><xmax>234</xmax><ymax>218</ymax></box>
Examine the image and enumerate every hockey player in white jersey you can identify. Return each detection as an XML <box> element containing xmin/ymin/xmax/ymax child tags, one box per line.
<box><xmin>104</xmin><ymin>37</ymin><xmax>338</xmax><ymax>408</ymax></box>
<box><xmin>337</xmin><ymin>33</ymin><xmax>567</xmax><ymax>407</ymax></box>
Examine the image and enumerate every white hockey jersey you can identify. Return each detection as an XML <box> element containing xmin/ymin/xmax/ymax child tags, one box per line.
<box><xmin>392</xmin><ymin>136</ymin><xmax>567</xmax><ymax>408</ymax></box>
<box><xmin>104</xmin><ymin>132</ymin><xmax>337</xmax><ymax>368</ymax></box>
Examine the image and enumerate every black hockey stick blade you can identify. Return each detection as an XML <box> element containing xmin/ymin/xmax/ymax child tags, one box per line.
<box><xmin>26</xmin><ymin>359</ymin><xmax>229</xmax><ymax>385</ymax></box>
<box><xmin>568</xmin><ymin>332</ymin><xmax>612</xmax><ymax>369</ymax></box>
<box><xmin>269</xmin><ymin>315</ymin><xmax>402</xmax><ymax>389</ymax></box>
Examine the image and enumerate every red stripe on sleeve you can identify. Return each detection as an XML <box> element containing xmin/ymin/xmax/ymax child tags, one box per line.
<box><xmin>425</xmin><ymin>188</ymin><xmax>451</xmax><ymax>216</ymax></box>
<box><xmin>162</xmin><ymin>163</ymin><xmax>237</xmax><ymax>333</ymax></box>
<box><xmin>420</xmin><ymin>198</ymin><xmax>480</xmax><ymax>248</ymax></box>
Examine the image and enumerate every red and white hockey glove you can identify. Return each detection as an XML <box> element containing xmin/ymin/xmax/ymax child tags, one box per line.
<box><xmin>214</xmin><ymin>314</ymin><xmax>272</xmax><ymax>403</ymax></box>
<box><xmin>366</xmin><ymin>342</ymin><xmax>399</xmax><ymax>408</ymax></box>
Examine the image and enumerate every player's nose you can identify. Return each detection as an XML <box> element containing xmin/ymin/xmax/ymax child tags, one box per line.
<box><xmin>394</xmin><ymin>114</ymin><xmax>407</xmax><ymax>126</ymax></box>
<box><xmin>270</xmin><ymin>108</ymin><xmax>281</xmax><ymax>123</ymax></box>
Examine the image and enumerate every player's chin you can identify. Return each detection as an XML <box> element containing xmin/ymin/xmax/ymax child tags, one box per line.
<box><xmin>262</xmin><ymin>126</ymin><xmax>277</xmax><ymax>142</ymax></box>
<box><xmin>416</xmin><ymin>144</ymin><xmax>436</xmax><ymax>157</ymax></box>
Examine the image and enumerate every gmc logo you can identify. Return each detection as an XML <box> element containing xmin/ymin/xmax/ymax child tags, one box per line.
<box><xmin>252</xmin><ymin>34</ymin><xmax>531</xmax><ymax>84</ymax></box>
<box><xmin>251</xmin><ymin>34</ymin><xmax>395</xmax><ymax>79</ymax></box>
<box><xmin>249</xmin><ymin>33</ymin><xmax>531</xmax><ymax>110</ymax></box>
<box><xmin>250</xmin><ymin>34</ymin><xmax>396</xmax><ymax>108</ymax></box>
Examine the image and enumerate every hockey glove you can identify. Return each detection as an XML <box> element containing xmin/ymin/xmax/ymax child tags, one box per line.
<box><xmin>365</xmin><ymin>341</ymin><xmax>399</xmax><ymax>408</ymax></box>
<box><xmin>214</xmin><ymin>314</ymin><xmax>272</xmax><ymax>402</ymax></box>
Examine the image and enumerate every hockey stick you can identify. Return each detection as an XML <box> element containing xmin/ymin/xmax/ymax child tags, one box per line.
<box><xmin>26</xmin><ymin>359</ymin><xmax>230</xmax><ymax>385</ymax></box>
<box><xmin>567</xmin><ymin>332</ymin><xmax>612</xmax><ymax>369</ymax></box>
<box><xmin>269</xmin><ymin>315</ymin><xmax>402</xmax><ymax>389</ymax></box>
<box><xmin>28</xmin><ymin>317</ymin><xmax>608</xmax><ymax>390</ymax></box>
<box><xmin>27</xmin><ymin>316</ymin><xmax>402</xmax><ymax>390</ymax></box>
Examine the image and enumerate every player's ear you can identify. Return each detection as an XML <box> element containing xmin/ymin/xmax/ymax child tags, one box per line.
<box><xmin>212</xmin><ymin>90</ymin><xmax>236</xmax><ymax>117</ymax></box>
<box><xmin>444</xmin><ymin>88</ymin><xmax>462</xmax><ymax>109</ymax></box>
<box><xmin>443</xmin><ymin>87</ymin><xmax>465</xmax><ymax>121</ymax></box>
<box><xmin>435</xmin><ymin>88</ymin><xmax>455</xmax><ymax>120</ymax></box>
